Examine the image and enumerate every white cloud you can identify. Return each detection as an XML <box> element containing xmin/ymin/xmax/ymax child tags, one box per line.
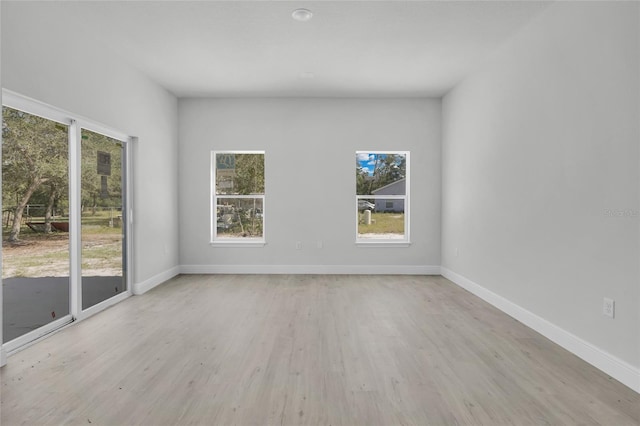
<box><xmin>357</xmin><ymin>153</ymin><xmax>370</xmax><ymax>161</ymax></box>
<box><xmin>358</xmin><ymin>164</ymin><xmax>373</xmax><ymax>174</ymax></box>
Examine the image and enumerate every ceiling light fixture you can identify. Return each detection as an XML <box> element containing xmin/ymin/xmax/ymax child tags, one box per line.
<box><xmin>292</xmin><ymin>8</ymin><xmax>313</xmax><ymax>22</ymax></box>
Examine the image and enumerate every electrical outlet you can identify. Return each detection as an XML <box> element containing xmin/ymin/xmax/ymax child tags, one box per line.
<box><xmin>296</xmin><ymin>241</ymin><xmax>302</xmax><ymax>250</ymax></box>
<box><xmin>603</xmin><ymin>298</ymin><xmax>615</xmax><ymax>318</ymax></box>
<box><xmin>454</xmin><ymin>248</ymin><xmax>459</xmax><ymax>257</ymax></box>
<box><xmin>317</xmin><ymin>241</ymin><xmax>323</xmax><ymax>249</ymax></box>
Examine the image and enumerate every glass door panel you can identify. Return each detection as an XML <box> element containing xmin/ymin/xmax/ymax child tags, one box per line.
<box><xmin>2</xmin><ymin>106</ymin><xmax>71</xmax><ymax>342</ymax></box>
<box><xmin>80</xmin><ymin>129</ymin><xmax>126</xmax><ymax>310</ymax></box>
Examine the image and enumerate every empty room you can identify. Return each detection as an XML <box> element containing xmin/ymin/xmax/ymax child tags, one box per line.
<box><xmin>1</xmin><ymin>1</ymin><xmax>639</xmax><ymax>425</ymax></box>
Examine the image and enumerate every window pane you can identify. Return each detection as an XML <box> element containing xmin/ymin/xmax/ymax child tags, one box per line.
<box><xmin>357</xmin><ymin>199</ymin><xmax>405</xmax><ymax>240</ymax></box>
<box><xmin>2</xmin><ymin>106</ymin><xmax>70</xmax><ymax>342</ymax></box>
<box><xmin>356</xmin><ymin>153</ymin><xmax>406</xmax><ymax>195</ymax></box>
<box><xmin>81</xmin><ymin>128</ymin><xmax>126</xmax><ymax>310</ymax></box>
<box><xmin>216</xmin><ymin>153</ymin><xmax>264</xmax><ymax>195</ymax></box>
<box><xmin>216</xmin><ymin>197</ymin><xmax>263</xmax><ymax>239</ymax></box>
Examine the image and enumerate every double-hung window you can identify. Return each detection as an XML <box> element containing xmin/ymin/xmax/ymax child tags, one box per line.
<box><xmin>356</xmin><ymin>151</ymin><xmax>410</xmax><ymax>245</ymax></box>
<box><xmin>211</xmin><ymin>151</ymin><xmax>265</xmax><ymax>245</ymax></box>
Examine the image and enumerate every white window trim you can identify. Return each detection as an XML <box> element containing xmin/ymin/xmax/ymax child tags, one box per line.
<box><xmin>355</xmin><ymin>150</ymin><xmax>410</xmax><ymax>246</ymax></box>
<box><xmin>210</xmin><ymin>150</ymin><xmax>266</xmax><ymax>246</ymax></box>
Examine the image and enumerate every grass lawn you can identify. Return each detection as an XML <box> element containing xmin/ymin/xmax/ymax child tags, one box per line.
<box><xmin>2</xmin><ymin>210</ymin><xmax>123</xmax><ymax>278</ymax></box>
<box><xmin>358</xmin><ymin>212</ymin><xmax>404</xmax><ymax>235</ymax></box>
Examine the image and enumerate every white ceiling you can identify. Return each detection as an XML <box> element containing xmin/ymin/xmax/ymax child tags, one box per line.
<box><xmin>46</xmin><ymin>1</ymin><xmax>551</xmax><ymax>98</ymax></box>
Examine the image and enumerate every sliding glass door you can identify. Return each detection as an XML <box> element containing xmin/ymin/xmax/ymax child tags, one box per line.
<box><xmin>2</xmin><ymin>93</ymin><xmax>132</xmax><ymax>351</ymax></box>
<box><xmin>80</xmin><ymin>129</ymin><xmax>127</xmax><ymax>310</ymax></box>
<box><xmin>2</xmin><ymin>106</ymin><xmax>72</xmax><ymax>342</ymax></box>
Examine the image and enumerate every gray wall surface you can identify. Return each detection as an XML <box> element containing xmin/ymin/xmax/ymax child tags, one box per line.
<box><xmin>442</xmin><ymin>2</ymin><xmax>639</xmax><ymax>368</ymax></box>
<box><xmin>178</xmin><ymin>98</ymin><xmax>441</xmax><ymax>270</ymax></box>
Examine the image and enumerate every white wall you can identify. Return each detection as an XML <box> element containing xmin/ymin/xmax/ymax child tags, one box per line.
<box><xmin>1</xmin><ymin>3</ymin><xmax>180</xmax><ymax>291</ymax></box>
<box><xmin>179</xmin><ymin>99</ymin><xmax>441</xmax><ymax>273</ymax></box>
<box><xmin>0</xmin><ymin>2</ymin><xmax>5</xmax><ymax>367</ymax></box>
<box><xmin>442</xmin><ymin>1</ymin><xmax>639</xmax><ymax>388</ymax></box>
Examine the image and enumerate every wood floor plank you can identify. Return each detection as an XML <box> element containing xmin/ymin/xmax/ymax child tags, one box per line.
<box><xmin>1</xmin><ymin>274</ymin><xmax>639</xmax><ymax>425</ymax></box>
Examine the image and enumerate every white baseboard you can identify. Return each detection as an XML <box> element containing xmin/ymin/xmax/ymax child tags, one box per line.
<box><xmin>441</xmin><ymin>267</ymin><xmax>640</xmax><ymax>394</ymax></box>
<box><xmin>181</xmin><ymin>264</ymin><xmax>441</xmax><ymax>275</ymax></box>
<box><xmin>0</xmin><ymin>347</ymin><xmax>6</xmax><ymax>367</ymax></box>
<box><xmin>133</xmin><ymin>266</ymin><xmax>181</xmax><ymax>295</ymax></box>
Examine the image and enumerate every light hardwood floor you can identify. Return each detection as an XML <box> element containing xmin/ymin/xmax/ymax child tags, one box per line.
<box><xmin>1</xmin><ymin>274</ymin><xmax>639</xmax><ymax>425</ymax></box>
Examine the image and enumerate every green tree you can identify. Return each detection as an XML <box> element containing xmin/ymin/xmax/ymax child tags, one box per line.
<box><xmin>43</xmin><ymin>180</ymin><xmax>65</xmax><ymax>233</ymax></box>
<box><xmin>232</xmin><ymin>153</ymin><xmax>264</xmax><ymax>195</ymax></box>
<box><xmin>2</xmin><ymin>107</ymin><xmax>68</xmax><ymax>241</ymax></box>
<box><xmin>29</xmin><ymin>178</ymin><xmax>68</xmax><ymax>233</ymax></box>
<box><xmin>356</xmin><ymin>165</ymin><xmax>370</xmax><ymax>195</ymax></box>
<box><xmin>231</xmin><ymin>154</ymin><xmax>264</xmax><ymax>236</ymax></box>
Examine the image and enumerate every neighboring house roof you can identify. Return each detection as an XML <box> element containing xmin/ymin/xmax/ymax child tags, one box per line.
<box><xmin>371</xmin><ymin>178</ymin><xmax>406</xmax><ymax>195</ymax></box>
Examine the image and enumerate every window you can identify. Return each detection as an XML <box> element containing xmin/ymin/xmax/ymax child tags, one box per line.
<box><xmin>356</xmin><ymin>151</ymin><xmax>409</xmax><ymax>244</ymax></box>
<box><xmin>211</xmin><ymin>151</ymin><xmax>265</xmax><ymax>245</ymax></box>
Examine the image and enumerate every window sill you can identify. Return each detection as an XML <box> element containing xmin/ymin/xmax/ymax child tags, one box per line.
<box><xmin>355</xmin><ymin>241</ymin><xmax>411</xmax><ymax>248</ymax></box>
<box><xmin>210</xmin><ymin>240</ymin><xmax>266</xmax><ymax>248</ymax></box>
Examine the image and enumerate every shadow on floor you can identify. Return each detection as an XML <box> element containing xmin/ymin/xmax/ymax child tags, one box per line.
<box><xmin>3</xmin><ymin>276</ymin><xmax>124</xmax><ymax>342</ymax></box>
